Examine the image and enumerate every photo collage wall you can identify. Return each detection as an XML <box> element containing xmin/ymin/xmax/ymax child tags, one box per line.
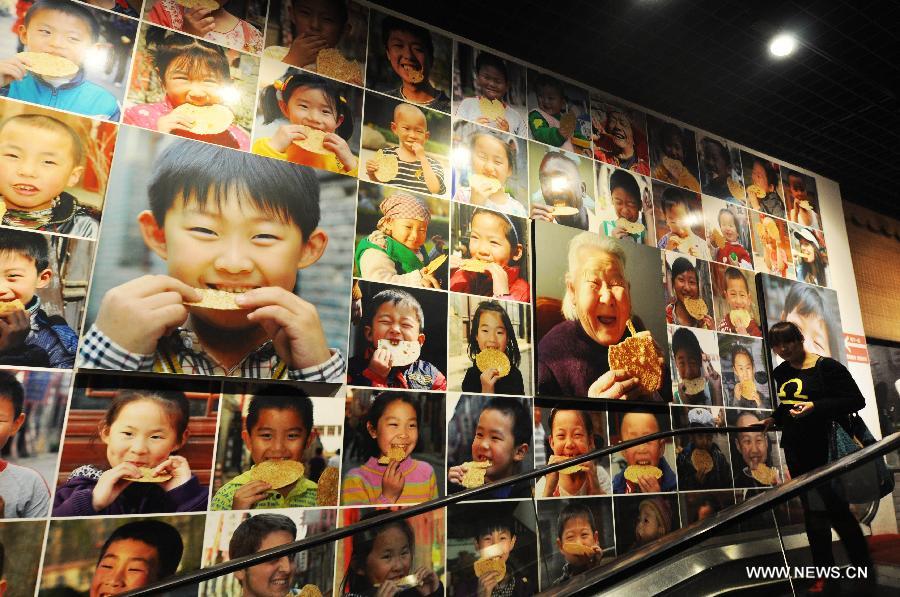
<box><xmin>0</xmin><ymin>0</ymin><xmax>847</xmax><ymax>595</ymax></box>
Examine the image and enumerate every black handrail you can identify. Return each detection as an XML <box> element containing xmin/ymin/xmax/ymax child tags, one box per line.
<box><xmin>123</xmin><ymin>424</ymin><xmax>767</xmax><ymax>595</ymax></box>
<box><xmin>546</xmin><ymin>431</ymin><xmax>900</xmax><ymax>596</ymax></box>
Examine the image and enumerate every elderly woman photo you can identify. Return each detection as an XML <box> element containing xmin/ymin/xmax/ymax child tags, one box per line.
<box><xmin>536</xmin><ymin>230</ymin><xmax>669</xmax><ymax>400</ymax></box>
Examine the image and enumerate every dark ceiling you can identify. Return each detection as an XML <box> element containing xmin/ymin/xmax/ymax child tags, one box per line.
<box><xmin>385</xmin><ymin>0</ymin><xmax>900</xmax><ymax>220</ymax></box>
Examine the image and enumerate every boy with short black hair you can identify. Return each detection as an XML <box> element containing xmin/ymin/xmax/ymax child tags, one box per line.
<box><xmin>229</xmin><ymin>513</ymin><xmax>298</xmax><ymax>597</ymax></box>
<box><xmin>601</xmin><ymin>168</ymin><xmax>647</xmax><ymax>243</ymax></box>
<box><xmin>211</xmin><ymin>386</ymin><xmax>320</xmax><ymax>510</ymax></box>
<box><xmin>347</xmin><ymin>287</ymin><xmax>446</xmax><ymax>390</ymax></box>
<box><xmin>77</xmin><ymin>139</ymin><xmax>345</xmax><ymax>381</ymax></box>
<box><xmin>554</xmin><ymin>502</ymin><xmax>603</xmax><ymax>585</ymax></box>
<box><xmin>89</xmin><ymin>519</ymin><xmax>184</xmax><ymax>597</ymax></box>
<box><xmin>0</xmin><ymin>0</ymin><xmax>120</xmax><ymax>119</ymax></box>
<box><xmin>0</xmin><ymin>228</ymin><xmax>78</xmax><ymax>368</ymax></box>
<box><xmin>472</xmin><ymin>513</ymin><xmax>530</xmax><ymax>597</ymax></box>
<box><xmin>449</xmin><ymin>396</ymin><xmax>531</xmax><ymax>498</ymax></box>
<box><xmin>0</xmin><ymin>371</ymin><xmax>50</xmax><ymax>518</ymax></box>
<box><xmin>378</xmin><ymin>16</ymin><xmax>450</xmax><ymax>112</ymax></box>
<box><xmin>0</xmin><ymin>113</ymin><xmax>100</xmax><ymax>239</ymax></box>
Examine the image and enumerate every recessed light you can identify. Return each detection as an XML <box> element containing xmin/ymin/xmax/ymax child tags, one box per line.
<box><xmin>769</xmin><ymin>33</ymin><xmax>797</xmax><ymax>57</ymax></box>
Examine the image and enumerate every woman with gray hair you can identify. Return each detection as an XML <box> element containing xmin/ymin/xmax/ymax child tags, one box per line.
<box><xmin>537</xmin><ymin>232</ymin><xmax>666</xmax><ymax>399</ymax></box>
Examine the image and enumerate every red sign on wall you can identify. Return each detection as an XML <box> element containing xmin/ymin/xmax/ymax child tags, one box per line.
<box><xmin>844</xmin><ymin>333</ymin><xmax>870</xmax><ymax>363</ymax></box>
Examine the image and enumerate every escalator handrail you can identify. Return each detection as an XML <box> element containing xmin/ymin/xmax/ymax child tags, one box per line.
<box><xmin>546</xmin><ymin>431</ymin><xmax>900</xmax><ymax>597</ymax></box>
<box><xmin>123</xmin><ymin>423</ymin><xmax>770</xmax><ymax>595</ymax></box>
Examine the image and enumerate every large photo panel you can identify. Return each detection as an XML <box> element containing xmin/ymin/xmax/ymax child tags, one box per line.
<box><xmin>534</xmin><ymin>220</ymin><xmax>670</xmax><ymax>401</ymax></box>
<box><xmin>81</xmin><ymin>126</ymin><xmax>354</xmax><ymax>384</ymax></box>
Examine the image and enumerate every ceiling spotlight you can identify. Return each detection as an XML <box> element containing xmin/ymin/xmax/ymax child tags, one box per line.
<box><xmin>769</xmin><ymin>33</ymin><xmax>797</xmax><ymax>57</ymax></box>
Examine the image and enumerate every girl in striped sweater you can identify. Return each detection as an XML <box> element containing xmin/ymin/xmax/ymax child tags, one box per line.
<box><xmin>341</xmin><ymin>393</ymin><xmax>438</xmax><ymax>505</ymax></box>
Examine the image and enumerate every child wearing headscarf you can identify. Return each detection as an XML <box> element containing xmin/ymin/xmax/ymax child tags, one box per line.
<box><xmin>354</xmin><ymin>191</ymin><xmax>444</xmax><ymax>288</ymax></box>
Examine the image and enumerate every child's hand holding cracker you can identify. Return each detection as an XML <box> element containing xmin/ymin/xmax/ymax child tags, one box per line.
<box><xmin>415</xmin><ymin>566</ymin><xmax>439</xmax><ymax>596</ymax></box>
<box><xmin>95</xmin><ymin>275</ymin><xmax>200</xmax><ymax>356</ymax></box>
<box><xmin>368</xmin><ymin>345</ymin><xmax>393</xmax><ymax>380</ymax></box>
<box><xmin>483</xmin><ymin>262</ymin><xmax>510</xmax><ymax>297</ymax></box>
<box><xmin>285</xmin><ymin>32</ymin><xmax>329</xmax><ymax>68</ymax></box>
<box><xmin>157</xmin><ymin>110</ymin><xmax>196</xmax><ymax>134</ymax></box>
<box><xmin>448</xmin><ymin>463</ymin><xmax>467</xmax><ymax>486</ymax></box>
<box><xmin>183</xmin><ymin>7</ymin><xmax>217</xmax><ymax>38</ymax></box>
<box><xmin>238</xmin><ymin>287</ymin><xmax>332</xmax><ymax>370</ymax></box>
<box><xmin>380</xmin><ymin>459</ymin><xmax>405</xmax><ymax>503</ymax></box>
<box><xmin>323</xmin><ymin>133</ymin><xmax>358</xmax><ymax>172</ymax></box>
<box><xmin>477</xmin><ymin>570</ymin><xmax>502</xmax><ymax>597</ymax></box>
<box><xmin>92</xmin><ymin>462</ymin><xmax>142</xmax><ymax>511</ymax></box>
<box><xmin>0</xmin><ymin>308</ymin><xmax>30</xmax><ymax>354</ymax></box>
<box><xmin>232</xmin><ymin>480</ymin><xmax>272</xmax><ymax>510</ymax></box>
<box><xmin>0</xmin><ymin>54</ymin><xmax>30</xmax><ymax>85</ymax></box>
<box><xmin>271</xmin><ymin>124</ymin><xmax>308</xmax><ymax>153</ymax></box>
<box><xmin>365</xmin><ymin>158</ymin><xmax>380</xmax><ymax>181</ymax></box>
<box><xmin>153</xmin><ymin>455</ymin><xmax>193</xmax><ymax>492</ymax></box>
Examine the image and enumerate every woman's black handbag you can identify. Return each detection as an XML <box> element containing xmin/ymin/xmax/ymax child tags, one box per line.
<box><xmin>828</xmin><ymin>413</ymin><xmax>895</xmax><ymax>504</ymax></box>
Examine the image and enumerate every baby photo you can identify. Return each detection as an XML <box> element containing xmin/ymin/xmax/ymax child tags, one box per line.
<box><xmin>202</xmin><ymin>509</ymin><xmax>337</xmax><ymax>597</ymax></box>
<box><xmin>667</xmin><ymin>325</ymin><xmax>724</xmax><ymax>406</ymax></box>
<box><xmin>365</xmin><ymin>11</ymin><xmax>452</xmax><ymax>113</ymax></box>
<box><xmin>590</xmin><ymin>93</ymin><xmax>650</xmax><ymax>176</ymax></box>
<box><xmin>0</xmin><ymin>368</ymin><xmax>70</xmax><ymax>519</ymax></box>
<box><xmin>710</xmin><ymin>262</ymin><xmax>762</xmax><ymax>337</ymax></box>
<box><xmin>124</xmin><ymin>23</ymin><xmax>260</xmax><ymax>150</ymax></box>
<box><xmin>447</xmin><ymin>499</ymin><xmax>538</xmax><ymax>597</ymax></box>
<box><xmin>142</xmin><ymin>0</ymin><xmax>267</xmax><ymax>54</ymax></box>
<box><xmin>449</xmin><ymin>202</ymin><xmax>531</xmax><ymax>303</ymax></box>
<box><xmin>726</xmin><ymin>409</ymin><xmax>782</xmax><ymax>489</ymax></box>
<box><xmin>609</xmin><ymin>408</ymin><xmax>676</xmax><ymax>494</ymax></box>
<box><xmin>451</xmin><ymin>120</ymin><xmax>529</xmax><ymax>218</ymax></box>
<box><xmin>789</xmin><ymin>223</ymin><xmax>829</xmax><ymax>287</ymax></box>
<box><xmin>749</xmin><ymin>211</ymin><xmax>795</xmax><ymax>279</ymax></box>
<box><xmin>453</xmin><ymin>42</ymin><xmax>528</xmax><ymax>138</ymax></box>
<box><xmin>596</xmin><ymin>163</ymin><xmax>655</xmax><ymax>246</ymax></box>
<box><xmin>760</xmin><ymin>275</ymin><xmax>846</xmax><ymax>363</ymax></box>
<box><xmin>533</xmin><ymin>406</ymin><xmax>611</xmax><ymax>497</ymax></box>
<box><xmin>340</xmin><ymin>389</ymin><xmax>444</xmax><ymax>506</ymax></box>
<box><xmin>0</xmin><ymin>519</ymin><xmax>46</xmax><ymax>597</ymax></box>
<box><xmin>717</xmin><ymin>334</ymin><xmax>771</xmax><ymax>409</ymax></box>
<box><xmin>54</xmin><ymin>372</ymin><xmax>219</xmax><ymax>516</ymax></box>
<box><xmin>347</xmin><ymin>280</ymin><xmax>448</xmax><ymax>390</ymax></box>
<box><xmin>647</xmin><ymin>115</ymin><xmax>700</xmax><ymax>193</ymax></box>
<box><xmin>652</xmin><ymin>181</ymin><xmax>708</xmax><ymax>259</ymax></box>
<box><xmin>0</xmin><ymin>0</ymin><xmax>136</xmax><ymax>120</ymax></box>
<box><xmin>781</xmin><ymin>168</ymin><xmax>822</xmax><ymax>230</ymax></box>
<box><xmin>211</xmin><ymin>384</ymin><xmax>343</xmax><ymax>510</ymax></box>
<box><xmin>662</xmin><ymin>252</ymin><xmax>715</xmax><ymax>331</ymax></box>
<box><xmin>338</xmin><ymin>507</ymin><xmax>445</xmax><ymax>597</ymax></box>
<box><xmin>533</xmin><ymin>221</ymin><xmax>670</xmax><ymax>401</ymax></box>
<box><xmin>446</xmin><ymin>393</ymin><xmax>533</xmax><ymax>499</ymax></box>
<box><xmin>671</xmin><ymin>405</ymin><xmax>733</xmax><ymax>491</ymax></box>
<box><xmin>39</xmin><ymin>514</ymin><xmax>206</xmax><ymax>596</ymax></box>
<box><xmin>262</xmin><ymin>0</ymin><xmax>368</xmax><ymax>85</ymax></box>
<box><xmin>679</xmin><ymin>490</ymin><xmax>735</xmax><ymax>525</ymax></box>
<box><xmin>696</xmin><ymin>133</ymin><xmax>744</xmax><ymax>203</ymax></box>
<box><xmin>613</xmin><ymin>494</ymin><xmax>680</xmax><ymax>554</ymax></box>
<box><xmin>526</xmin><ymin>69</ymin><xmax>591</xmax><ymax>156</ymax></box>
<box><xmin>536</xmin><ymin>498</ymin><xmax>615</xmax><ymax>590</ymax></box>
<box><xmin>528</xmin><ymin>142</ymin><xmax>597</xmax><ymax>231</ymax></box>
<box><xmin>447</xmin><ymin>294</ymin><xmax>533</xmax><ymax>396</ymax></box>
<box><xmin>0</xmin><ymin>98</ymin><xmax>116</xmax><ymax>240</ymax></box>
<box><xmin>80</xmin><ymin>127</ymin><xmax>354</xmax><ymax>383</ymax></box>
<box><xmin>252</xmin><ymin>57</ymin><xmax>363</xmax><ymax>176</ymax></box>
<box><xmin>359</xmin><ymin>91</ymin><xmax>452</xmax><ymax>198</ymax></box>
<box><xmin>0</xmin><ymin>228</ymin><xmax>93</xmax><ymax>369</ymax></box>
<box><xmin>354</xmin><ymin>181</ymin><xmax>450</xmax><ymax>290</ymax></box>
<box><xmin>702</xmin><ymin>195</ymin><xmax>753</xmax><ymax>269</ymax></box>
<box><xmin>740</xmin><ymin>151</ymin><xmax>786</xmax><ymax>219</ymax></box>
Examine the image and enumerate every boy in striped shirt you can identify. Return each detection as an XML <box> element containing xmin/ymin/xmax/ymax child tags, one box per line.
<box><xmin>365</xmin><ymin>103</ymin><xmax>446</xmax><ymax>196</ymax></box>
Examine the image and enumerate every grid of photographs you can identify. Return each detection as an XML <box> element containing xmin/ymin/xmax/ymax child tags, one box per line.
<box><xmin>0</xmin><ymin>1</ymin><xmax>845</xmax><ymax>595</ymax></box>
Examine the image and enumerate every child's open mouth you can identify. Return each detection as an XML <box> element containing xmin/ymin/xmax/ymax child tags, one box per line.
<box><xmin>11</xmin><ymin>183</ymin><xmax>40</xmax><ymax>195</ymax></box>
